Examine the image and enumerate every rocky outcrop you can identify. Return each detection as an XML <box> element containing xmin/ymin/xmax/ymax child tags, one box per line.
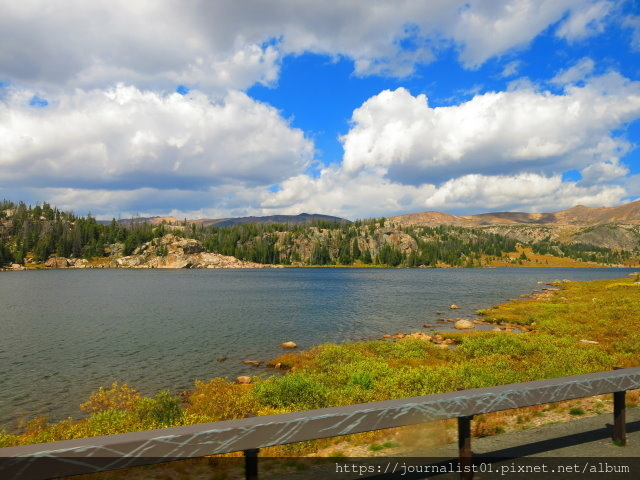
<box><xmin>44</xmin><ymin>257</ymin><xmax>69</xmax><ymax>268</ymax></box>
<box><xmin>111</xmin><ymin>234</ymin><xmax>278</xmax><ymax>269</ymax></box>
<box><xmin>36</xmin><ymin>234</ymin><xmax>279</xmax><ymax>270</ymax></box>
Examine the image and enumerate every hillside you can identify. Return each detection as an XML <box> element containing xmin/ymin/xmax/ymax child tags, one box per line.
<box><xmin>389</xmin><ymin>199</ymin><xmax>640</xmax><ymax>227</ymax></box>
<box><xmin>1</xmin><ymin>200</ymin><xmax>639</xmax><ymax>269</ymax></box>
<box><xmin>388</xmin><ymin>200</ymin><xmax>640</xmax><ymax>252</ymax></box>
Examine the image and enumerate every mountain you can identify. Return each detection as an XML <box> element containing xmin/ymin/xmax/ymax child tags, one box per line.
<box><xmin>193</xmin><ymin>213</ymin><xmax>350</xmax><ymax>227</ymax></box>
<box><xmin>389</xmin><ymin>199</ymin><xmax>640</xmax><ymax>227</ymax></box>
<box><xmin>109</xmin><ymin>213</ymin><xmax>350</xmax><ymax>227</ymax></box>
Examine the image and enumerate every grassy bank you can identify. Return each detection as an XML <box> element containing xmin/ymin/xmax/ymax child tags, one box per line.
<box><xmin>2</xmin><ymin>274</ymin><xmax>640</xmax><ymax>453</ymax></box>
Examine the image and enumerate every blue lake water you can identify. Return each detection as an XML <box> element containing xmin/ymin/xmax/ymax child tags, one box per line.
<box><xmin>0</xmin><ymin>267</ymin><xmax>637</xmax><ymax>428</ymax></box>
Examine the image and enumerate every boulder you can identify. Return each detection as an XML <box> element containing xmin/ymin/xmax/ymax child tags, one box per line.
<box><xmin>242</xmin><ymin>360</ymin><xmax>262</xmax><ymax>366</ymax></box>
<box><xmin>106</xmin><ymin>242</ymin><xmax>125</xmax><ymax>257</ymax></box>
<box><xmin>450</xmin><ymin>304</ymin><xmax>460</xmax><ymax>310</ymax></box>
<box><xmin>236</xmin><ymin>376</ymin><xmax>252</xmax><ymax>384</ymax></box>
<box><xmin>44</xmin><ymin>257</ymin><xmax>69</xmax><ymax>268</ymax></box>
<box><xmin>69</xmin><ymin>258</ymin><xmax>89</xmax><ymax>268</ymax></box>
<box><xmin>280</xmin><ymin>341</ymin><xmax>297</xmax><ymax>348</ymax></box>
<box><xmin>454</xmin><ymin>319</ymin><xmax>474</xmax><ymax>330</ymax></box>
<box><xmin>178</xmin><ymin>239</ymin><xmax>204</xmax><ymax>255</ymax></box>
<box><xmin>423</xmin><ymin>324</ymin><xmax>433</xmax><ymax>328</ymax></box>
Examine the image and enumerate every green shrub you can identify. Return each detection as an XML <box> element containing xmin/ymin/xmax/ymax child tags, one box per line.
<box><xmin>136</xmin><ymin>391</ymin><xmax>184</xmax><ymax>427</ymax></box>
<box><xmin>348</xmin><ymin>372</ymin><xmax>374</xmax><ymax>390</ymax></box>
<box><xmin>254</xmin><ymin>374</ymin><xmax>329</xmax><ymax>410</ymax></box>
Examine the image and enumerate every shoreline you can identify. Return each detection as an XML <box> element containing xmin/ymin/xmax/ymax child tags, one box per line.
<box><xmin>2</xmin><ymin>273</ymin><xmax>639</xmax><ymax>448</ymax></box>
<box><xmin>2</xmin><ymin>262</ymin><xmax>638</xmax><ymax>271</ymax></box>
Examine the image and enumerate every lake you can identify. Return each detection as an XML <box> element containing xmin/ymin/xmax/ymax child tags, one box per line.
<box><xmin>1</xmin><ymin>267</ymin><xmax>637</xmax><ymax>428</ymax></box>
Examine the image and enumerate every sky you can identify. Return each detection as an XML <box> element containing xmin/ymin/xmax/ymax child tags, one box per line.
<box><xmin>1</xmin><ymin>0</ymin><xmax>640</xmax><ymax>220</ymax></box>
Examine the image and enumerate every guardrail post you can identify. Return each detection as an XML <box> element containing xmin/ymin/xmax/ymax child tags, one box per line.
<box><xmin>458</xmin><ymin>415</ymin><xmax>473</xmax><ymax>480</ymax></box>
<box><xmin>613</xmin><ymin>390</ymin><xmax>626</xmax><ymax>446</ymax></box>
<box><xmin>612</xmin><ymin>366</ymin><xmax>626</xmax><ymax>446</ymax></box>
<box><xmin>244</xmin><ymin>448</ymin><xmax>259</xmax><ymax>480</ymax></box>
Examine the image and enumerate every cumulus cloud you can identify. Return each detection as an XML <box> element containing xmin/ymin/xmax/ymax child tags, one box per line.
<box><xmin>580</xmin><ymin>160</ymin><xmax>629</xmax><ymax>185</ymax></box>
<box><xmin>624</xmin><ymin>15</ymin><xmax>640</xmax><ymax>51</ymax></box>
<box><xmin>261</xmin><ymin>168</ymin><xmax>438</xmax><ymax>219</ymax></box>
<box><xmin>556</xmin><ymin>0</ymin><xmax>615</xmax><ymax>41</ymax></box>
<box><xmin>422</xmin><ymin>173</ymin><xmax>626</xmax><ymax>211</ymax></box>
<box><xmin>258</xmin><ymin>69</ymin><xmax>639</xmax><ymax>218</ymax></box>
<box><xmin>261</xmin><ymin>168</ymin><xmax>627</xmax><ymax>219</ymax></box>
<box><xmin>453</xmin><ymin>0</ymin><xmax>581</xmax><ymax>68</ymax></box>
<box><xmin>551</xmin><ymin>57</ymin><xmax>595</xmax><ymax>84</ymax></box>
<box><xmin>0</xmin><ymin>85</ymin><xmax>313</xmax><ymax>191</ymax></box>
<box><xmin>0</xmin><ymin>183</ymin><xmax>278</xmax><ymax>220</ymax></box>
<box><xmin>1</xmin><ymin>1</ymin><xmax>633</xmax><ymax>219</ymax></box>
<box><xmin>339</xmin><ymin>73</ymin><xmax>640</xmax><ymax>185</ymax></box>
<box><xmin>0</xmin><ymin>0</ymin><xmax>610</xmax><ymax>90</ymax></box>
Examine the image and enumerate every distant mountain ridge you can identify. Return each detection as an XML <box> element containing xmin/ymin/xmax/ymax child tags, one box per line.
<box><xmin>389</xmin><ymin>199</ymin><xmax>640</xmax><ymax>227</ymax></box>
<box><xmin>112</xmin><ymin>213</ymin><xmax>350</xmax><ymax>227</ymax></box>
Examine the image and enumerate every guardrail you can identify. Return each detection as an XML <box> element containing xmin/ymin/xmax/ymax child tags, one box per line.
<box><xmin>1</xmin><ymin>367</ymin><xmax>639</xmax><ymax>480</ymax></box>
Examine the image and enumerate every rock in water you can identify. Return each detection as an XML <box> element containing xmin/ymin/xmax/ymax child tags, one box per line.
<box><xmin>450</xmin><ymin>304</ymin><xmax>460</xmax><ymax>309</ymax></box>
<box><xmin>280</xmin><ymin>341</ymin><xmax>297</xmax><ymax>348</ymax></box>
<box><xmin>454</xmin><ymin>319</ymin><xmax>474</xmax><ymax>330</ymax></box>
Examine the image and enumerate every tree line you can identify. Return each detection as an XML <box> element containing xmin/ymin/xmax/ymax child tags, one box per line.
<box><xmin>1</xmin><ymin>200</ymin><xmax>634</xmax><ymax>268</ymax></box>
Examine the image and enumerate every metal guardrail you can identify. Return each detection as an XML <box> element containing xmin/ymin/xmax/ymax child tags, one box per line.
<box><xmin>1</xmin><ymin>367</ymin><xmax>639</xmax><ymax>480</ymax></box>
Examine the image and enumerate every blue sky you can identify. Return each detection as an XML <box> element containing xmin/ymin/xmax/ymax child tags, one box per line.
<box><xmin>1</xmin><ymin>1</ymin><xmax>640</xmax><ymax>220</ymax></box>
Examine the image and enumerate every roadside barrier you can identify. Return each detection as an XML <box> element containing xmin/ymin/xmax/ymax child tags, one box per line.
<box><xmin>2</xmin><ymin>367</ymin><xmax>639</xmax><ymax>480</ymax></box>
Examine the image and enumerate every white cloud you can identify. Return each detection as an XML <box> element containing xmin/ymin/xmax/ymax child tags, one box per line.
<box><xmin>1</xmin><ymin>1</ymin><xmax>634</xmax><ymax>219</ymax></box>
<box><xmin>339</xmin><ymin>73</ymin><xmax>640</xmax><ymax>185</ymax></box>
<box><xmin>422</xmin><ymin>173</ymin><xmax>626</xmax><ymax>211</ymax></box>
<box><xmin>556</xmin><ymin>0</ymin><xmax>615</xmax><ymax>41</ymax></box>
<box><xmin>261</xmin><ymin>168</ymin><xmax>438</xmax><ymax>219</ymax></box>
<box><xmin>0</xmin><ymin>85</ymin><xmax>313</xmax><ymax>191</ymax></box>
<box><xmin>580</xmin><ymin>160</ymin><xmax>629</xmax><ymax>185</ymax></box>
<box><xmin>0</xmin><ymin>184</ymin><xmax>274</xmax><ymax>220</ymax></box>
<box><xmin>551</xmin><ymin>57</ymin><xmax>595</xmax><ymax>84</ymax></box>
<box><xmin>624</xmin><ymin>15</ymin><xmax>640</xmax><ymax>51</ymax></box>
<box><xmin>500</xmin><ymin>61</ymin><xmax>522</xmax><ymax>78</ymax></box>
<box><xmin>0</xmin><ymin>0</ymin><xmax>610</xmax><ymax>90</ymax></box>
<box><xmin>453</xmin><ymin>0</ymin><xmax>580</xmax><ymax>68</ymax></box>
<box><xmin>624</xmin><ymin>174</ymin><xmax>640</xmax><ymax>196</ymax></box>
<box><xmin>258</xmin><ymin>70</ymin><xmax>639</xmax><ymax>218</ymax></box>
<box><xmin>260</xmin><ymin>169</ymin><xmax>627</xmax><ymax>219</ymax></box>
